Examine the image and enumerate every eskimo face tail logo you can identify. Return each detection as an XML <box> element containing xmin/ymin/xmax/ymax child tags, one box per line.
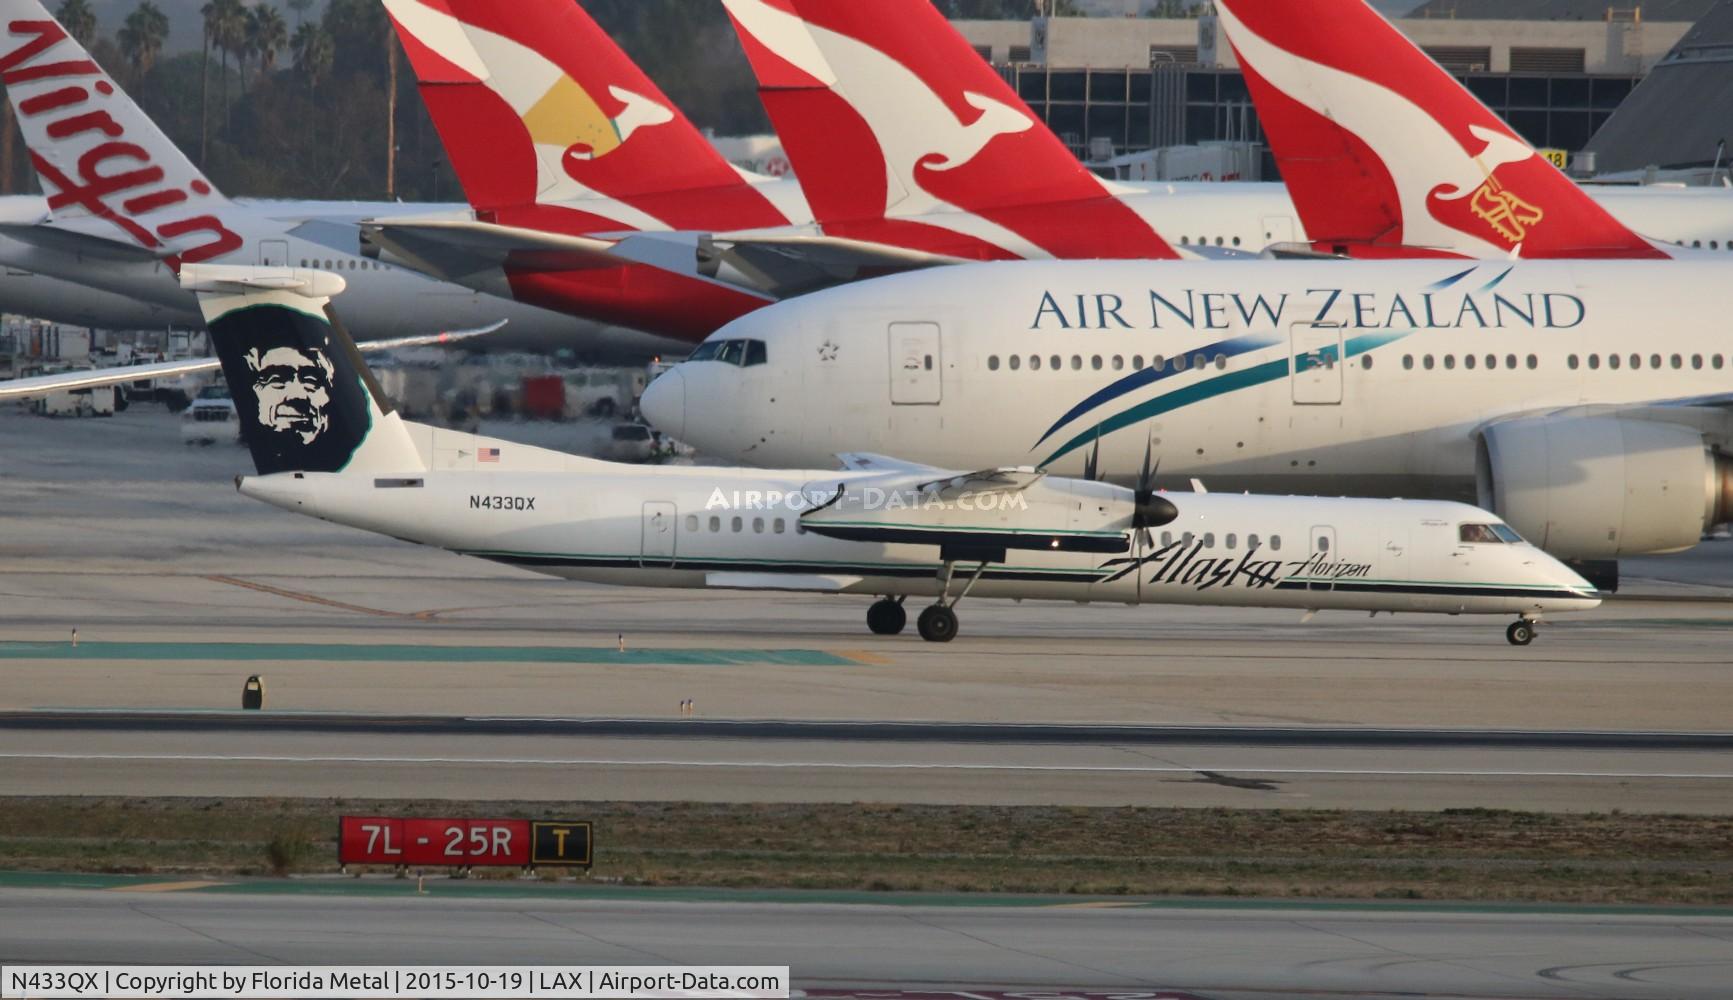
<box><xmin>213</xmin><ymin>308</ymin><xmax>368</xmax><ymax>476</ymax></box>
<box><xmin>0</xmin><ymin>18</ymin><xmax>241</xmax><ymax>265</ymax></box>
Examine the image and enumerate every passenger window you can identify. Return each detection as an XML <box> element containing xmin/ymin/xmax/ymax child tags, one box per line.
<box><xmin>1716</xmin><ymin>355</ymin><xmax>1726</xmax><ymax>370</ymax></box>
<box><xmin>1050</xmin><ymin>355</ymin><xmax>1062</xmax><ymax>371</ymax></box>
<box><xmin>1459</xmin><ymin>523</ymin><xmax>1502</xmax><ymax>544</ymax></box>
<box><xmin>1672</xmin><ymin>354</ymin><xmax>1683</xmax><ymax>369</ymax></box>
<box><xmin>1609</xmin><ymin>354</ymin><xmax>1621</xmax><ymax>370</ymax></box>
<box><xmin>753</xmin><ymin>518</ymin><xmax>764</xmax><ymax>534</ymax></box>
<box><xmin>1225</xmin><ymin>533</ymin><xmax>1237</xmax><ymax>549</ymax></box>
<box><xmin>1233</xmin><ymin>236</ymin><xmax>1242</xmax><ymax>246</ymax></box>
<box><xmin>1271</xmin><ymin>535</ymin><xmax>1282</xmax><ymax>552</ymax></box>
<box><xmin>1649</xmin><ymin>354</ymin><xmax>1661</xmax><ymax>370</ymax></box>
<box><xmin>1203</xmin><ymin>532</ymin><xmax>1215</xmax><ymax>547</ymax></box>
<box><xmin>1485</xmin><ymin>354</ymin><xmax>1496</xmax><ymax>369</ymax></box>
<box><xmin>1111</xmin><ymin>356</ymin><xmax>1124</xmax><ymax>371</ymax></box>
<box><xmin>1091</xmin><ymin>355</ymin><xmax>1103</xmax><ymax>371</ymax></box>
<box><xmin>774</xmin><ymin>519</ymin><xmax>785</xmax><ymax>534</ymax></box>
<box><xmin>1009</xmin><ymin>355</ymin><xmax>1021</xmax><ymax>370</ymax></box>
<box><xmin>1464</xmin><ymin>355</ymin><xmax>1476</xmax><ymax>370</ymax></box>
<box><xmin>1361</xmin><ymin>355</ymin><xmax>1373</xmax><ymax>370</ymax></box>
<box><xmin>1505</xmin><ymin>354</ymin><xmax>1516</xmax><ymax>369</ymax></box>
<box><xmin>709</xmin><ymin>516</ymin><xmax>721</xmax><ymax>532</ymax></box>
<box><xmin>1151</xmin><ymin>354</ymin><xmax>1165</xmax><ymax>371</ymax></box>
<box><xmin>1248</xmin><ymin>533</ymin><xmax>1260</xmax><ymax>549</ymax></box>
<box><xmin>1133</xmin><ymin>355</ymin><xmax>1145</xmax><ymax>369</ymax></box>
<box><xmin>731</xmin><ymin>517</ymin><xmax>743</xmax><ymax>532</ymax></box>
<box><xmin>1568</xmin><ymin>355</ymin><xmax>1579</xmax><ymax>369</ymax></box>
<box><xmin>1693</xmin><ymin>355</ymin><xmax>1704</xmax><ymax>369</ymax></box>
<box><xmin>1214</xmin><ymin>354</ymin><xmax>1227</xmax><ymax>370</ymax></box>
<box><xmin>1526</xmin><ymin>355</ymin><xmax>1537</xmax><ymax>370</ymax></box>
<box><xmin>1161</xmin><ymin>531</ymin><xmax>1173</xmax><ymax>546</ymax></box>
<box><xmin>1193</xmin><ymin>355</ymin><xmax>1207</xmax><ymax>371</ymax></box>
<box><xmin>1071</xmin><ymin>355</ymin><xmax>1082</xmax><ymax>370</ymax></box>
<box><xmin>685</xmin><ymin>515</ymin><xmax>698</xmax><ymax>532</ymax></box>
<box><xmin>1444</xmin><ymin>355</ymin><xmax>1456</xmax><ymax>370</ymax></box>
<box><xmin>1423</xmin><ymin>355</ymin><xmax>1435</xmax><ymax>370</ymax></box>
<box><xmin>1030</xmin><ymin>355</ymin><xmax>1042</xmax><ymax>371</ymax></box>
<box><xmin>1315</xmin><ymin>534</ymin><xmax>1330</xmax><ymax>553</ymax></box>
<box><xmin>1630</xmin><ymin>353</ymin><xmax>1641</xmax><ymax>369</ymax></box>
<box><xmin>1589</xmin><ymin>355</ymin><xmax>1601</xmax><ymax>370</ymax></box>
<box><xmin>1183</xmin><ymin>532</ymin><xmax>1195</xmax><ymax>545</ymax></box>
<box><xmin>1403</xmin><ymin>355</ymin><xmax>1414</xmax><ymax>370</ymax></box>
<box><xmin>988</xmin><ymin>355</ymin><xmax>1000</xmax><ymax>371</ymax></box>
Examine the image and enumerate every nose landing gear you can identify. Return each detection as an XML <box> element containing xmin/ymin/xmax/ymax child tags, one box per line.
<box><xmin>1506</xmin><ymin>617</ymin><xmax>1538</xmax><ymax>646</ymax></box>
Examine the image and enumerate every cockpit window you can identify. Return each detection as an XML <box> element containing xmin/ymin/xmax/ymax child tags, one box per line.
<box><xmin>1459</xmin><ymin>523</ymin><xmax>1507</xmax><ymax>544</ymax></box>
<box><xmin>685</xmin><ymin>339</ymin><xmax>768</xmax><ymax>368</ymax></box>
<box><xmin>1491</xmin><ymin>524</ymin><xmax>1524</xmax><ymax>543</ymax></box>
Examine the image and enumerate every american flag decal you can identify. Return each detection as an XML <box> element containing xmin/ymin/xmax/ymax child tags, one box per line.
<box><xmin>479</xmin><ymin>447</ymin><xmax>501</xmax><ymax>463</ymax></box>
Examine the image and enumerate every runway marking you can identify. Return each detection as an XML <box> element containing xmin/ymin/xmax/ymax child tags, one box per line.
<box><xmin>3</xmin><ymin>753</ymin><xmax>1731</xmax><ymax>780</ymax></box>
<box><xmin>204</xmin><ymin>575</ymin><xmax>419</xmax><ymax>619</ymax></box>
<box><xmin>107</xmin><ymin>880</ymin><xmax>228</xmax><ymax>893</ymax></box>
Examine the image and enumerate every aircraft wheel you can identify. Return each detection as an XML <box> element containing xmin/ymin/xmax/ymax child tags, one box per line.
<box><xmin>917</xmin><ymin>605</ymin><xmax>959</xmax><ymax>643</ymax></box>
<box><xmin>1506</xmin><ymin>621</ymin><xmax>1536</xmax><ymax>647</ymax></box>
<box><xmin>867</xmin><ymin>598</ymin><xmax>907</xmax><ymax>636</ymax></box>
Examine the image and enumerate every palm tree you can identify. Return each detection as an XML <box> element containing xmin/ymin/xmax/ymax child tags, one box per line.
<box><xmin>118</xmin><ymin>2</ymin><xmax>170</xmax><ymax>81</ymax></box>
<box><xmin>207</xmin><ymin>0</ymin><xmax>246</xmax><ymax>125</ymax></box>
<box><xmin>248</xmin><ymin>5</ymin><xmax>288</xmax><ymax>83</ymax></box>
<box><xmin>291</xmin><ymin>21</ymin><xmax>332</xmax><ymax>92</ymax></box>
<box><xmin>55</xmin><ymin>0</ymin><xmax>97</xmax><ymax>46</ymax></box>
<box><xmin>287</xmin><ymin>0</ymin><xmax>313</xmax><ymax>28</ymax></box>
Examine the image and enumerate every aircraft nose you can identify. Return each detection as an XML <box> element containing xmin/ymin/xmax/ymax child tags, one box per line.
<box><xmin>640</xmin><ymin>368</ymin><xmax>685</xmax><ymax>441</ymax></box>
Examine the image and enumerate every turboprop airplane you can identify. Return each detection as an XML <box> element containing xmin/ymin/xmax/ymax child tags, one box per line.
<box><xmin>0</xmin><ymin>0</ymin><xmax>675</xmax><ymax>357</ymax></box>
<box><xmin>640</xmin><ymin>257</ymin><xmax>1733</xmax><ymax>567</ymax></box>
<box><xmin>184</xmin><ymin>263</ymin><xmax>1597</xmax><ymax>645</ymax></box>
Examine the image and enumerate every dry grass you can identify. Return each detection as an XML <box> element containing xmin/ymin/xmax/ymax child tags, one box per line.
<box><xmin>1</xmin><ymin>798</ymin><xmax>1730</xmax><ymax>904</ymax></box>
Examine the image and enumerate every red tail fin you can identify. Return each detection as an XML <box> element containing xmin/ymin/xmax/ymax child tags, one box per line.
<box><xmin>721</xmin><ymin>0</ymin><xmax>1176</xmax><ymax>260</ymax></box>
<box><xmin>383</xmin><ymin>0</ymin><xmax>787</xmax><ymax>233</ymax></box>
<box><xmin>1216</xmin><ymin>0</ymin><xmax>1667</xmax><ymax>259</ymax></box>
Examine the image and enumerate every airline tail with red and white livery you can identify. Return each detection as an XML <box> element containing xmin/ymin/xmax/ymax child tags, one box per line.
<box><xmin>1214</xmin><ymin>0</ymin><xmax>1669</xmax><ymax>259</ymax></box>
<box><xmin>720</xmin><ymin>0</ymin><xmax>1180</xmax><ymax>261</ymax></box>
<box><xmin>0</xmin><ymin>0</ymin><xmax>242</xmax><ymax>265</ymax></box>
<box><xmin>382</xmin><ymin>0</ymin><xmax>794</xmax><ymax>236</ymax></box>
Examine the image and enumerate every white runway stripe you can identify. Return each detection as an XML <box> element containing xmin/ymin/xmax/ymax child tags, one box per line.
<box><xmin>2</xmin><ymin>752</ymin><xmax>1731</xmax><ymax>780</ymax></box>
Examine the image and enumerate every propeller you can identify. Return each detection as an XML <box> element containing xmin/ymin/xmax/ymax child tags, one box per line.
<box><xmin>1081</xmin><ymin>431</ymin><xmax>1179</xmax><ymax>606</ymax></box>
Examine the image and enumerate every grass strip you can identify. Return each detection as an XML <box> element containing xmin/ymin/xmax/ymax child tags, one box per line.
<box><xmin>1</xmin><ymin>797</ymin><xmax>1729</xmax><ymax>905</ymax></box>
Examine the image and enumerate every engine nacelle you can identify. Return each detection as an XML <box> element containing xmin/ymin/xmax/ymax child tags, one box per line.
<box><xmin>1477</xmin><ymin>417</ymin><xmax>1733</xmax><ymax>558</ymax></box>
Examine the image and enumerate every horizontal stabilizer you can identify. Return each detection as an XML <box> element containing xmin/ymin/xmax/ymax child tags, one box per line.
<box><xmin>0</xmin><ymin>320</ymin><xmax>505</xmax><ymax>400</ymax></box>
<box><xmin>362</xmin><ymin>217</ymin><xmax>621</xmax><ymax>281</ymax></box>
<box><xmin>709</xmin><ymin>231</ymin><xmax>964</xmax><ymax>297</ymax></box>
<box><xmin>0</xmin><ymin>222</ymin><xmax>168</xmax><ymax>262</ymax></box>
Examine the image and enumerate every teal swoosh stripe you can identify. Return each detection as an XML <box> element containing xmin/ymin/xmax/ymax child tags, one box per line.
<box><xmin>1036</xmin><ymin>331</ymin><xmax>1412</xmax><ymax>468</ymax></box>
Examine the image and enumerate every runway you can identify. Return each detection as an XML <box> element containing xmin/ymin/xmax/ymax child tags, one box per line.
<box><xmin>4</xmin><ymin>884</ymin><xmax>1731</xmax><ymax>1000</ymax></box>
<box><xmin>3</xmin><ymin>711</ymin><xmax>1731</xmax><ymax>810</ymax></box>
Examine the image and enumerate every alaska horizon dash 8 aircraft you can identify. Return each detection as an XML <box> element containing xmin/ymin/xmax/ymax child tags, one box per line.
<box><xmin>641</xmin><ymin>257</ymin><xmax>1733</xmax><ymax>567</ymax></box>
<box><xmin>0</xmin><ymin>0</ymin><xmax>680</xmax><ymax>357</ymax></box>
<box><xmin>185</xmin><ymin>262</ymin><xmax>1598</xmax><ymax>645</ymax></box>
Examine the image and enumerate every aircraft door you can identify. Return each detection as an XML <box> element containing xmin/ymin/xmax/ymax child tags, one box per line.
<box><xmin>259</xmin><ymin>240</ymin><xmax>290</xmax><ymax>268</ymax></box>
<box><xmin>888</xmin><ymin>322</ymin><xmax>942</xmax><ymax>405</ymax></box>
<box><xmin>1306</xmin><ymin>524</ymin><xmax>1338</xmax><ymax>592</ymax></box>
<box><xmin>1261</xmin><ymin>215</ymin><xmax>1297</xmax><ymax>247</ymax></box>
<box><xmin>640</xmin><ymin>502</ymin><xmax>677</xmax><ymax>567</ymax></box>
<box><xmin>1291</xmin><ymin>322</ymin><xmax>1343</xmax><ymax>405</ymax></box>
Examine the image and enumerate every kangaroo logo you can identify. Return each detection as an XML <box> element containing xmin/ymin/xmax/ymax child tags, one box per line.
<box><xmin>521</xmin><ymin>76</ymin><xmax>674</xmax><ymax>166</ymax></box>
<box><xmin>1470</xmin><ymin>179</ymin><xmax>1544</xmax><ymax>243</ymax></box>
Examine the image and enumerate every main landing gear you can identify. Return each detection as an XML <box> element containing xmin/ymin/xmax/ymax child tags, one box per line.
<box><xmin>1506</xmin><ymin>616</ymin><xmax>1539</xmax><ymax>647</ymax></box>
<box><xmin>866</xmin><ymin>559</ymin><xmax>992</xmax><ymax>643</ymax></box>
<box><xmin>867</xmin><ymin>597</ymin><xmax>907</xmax><ymax>635</ymax></box>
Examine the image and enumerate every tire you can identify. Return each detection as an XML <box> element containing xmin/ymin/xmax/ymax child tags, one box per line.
<box><xmin>1506</xmin><ymin>621</ymin><xmax>1535</xmax><ymax>646</ymax></box>
<box><xmin>917</xmin><ymin>605</ymin><xmax>959</xmax><ymax>643</ymax></box>
<box><xmin>867</xmin><ymin>599</ymin><xmax>907</xmax><ymax>636</ymax></box>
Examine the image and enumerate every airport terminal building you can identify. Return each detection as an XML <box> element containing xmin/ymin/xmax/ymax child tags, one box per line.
<box><xmin>955</xmin><ymin>0</ymin><xmax>1722</xmax><ymax>170</ymax></box>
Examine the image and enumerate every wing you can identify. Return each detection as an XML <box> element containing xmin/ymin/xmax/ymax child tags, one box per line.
<box><xmin>360</xmin><ymin>217</ymin><xmax>623</xmax><ymax>283</ymax></box>
<box><xmin>708</xmin><ymin>230</ymin><xmax>966</xmax><ymax>298</ymax></box>
<box><xmin>0</xmin><ymin>322</ymin><xmax>507</xmax><ymax>401</ymax></box>
<box><xmin>834</xmin><ymin>452</ymin><xmax>952</xmax><ymax>474</ymax></box>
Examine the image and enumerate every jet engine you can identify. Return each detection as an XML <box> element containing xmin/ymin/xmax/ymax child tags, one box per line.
<box><xmin>1476</xmin><ymin>416</ymin><xmax>1733</xmax><ymax>558</ymax></box>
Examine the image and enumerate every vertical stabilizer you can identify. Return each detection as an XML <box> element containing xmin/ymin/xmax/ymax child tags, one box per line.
<box><xmin>720</xmin><ymin>0</ymin><xmax>1177</xmax><ymax>260</ymax></box>
<box><xmin>0</xmin><ymin>0</ymin><xmax>241</xmax><ymax>263</ymax></box>
<box><xmin>382</xmin><ymin>0</ymin><xmax>787</xmax><ymax>233</ymax></box>
<box><xmin>184</xmin><ymin>265</ymin><xmax>425</xmax><ymax>477</ymax></box>
<box><xmin>1215</xmin><ymin>0</ymin><xmax>1667</xmax><ymax>259</ymax></box>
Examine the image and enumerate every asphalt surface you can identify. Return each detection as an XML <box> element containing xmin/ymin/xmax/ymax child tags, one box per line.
<box><xmin>3</xmin><ymin>886</ymin><xmax>1730</xmax><ymax>1000</ymax></box>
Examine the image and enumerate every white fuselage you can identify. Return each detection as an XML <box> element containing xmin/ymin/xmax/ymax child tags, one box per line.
<box><xmin>238</xmin><ymin>431</ymin><xmax>1597</xmax><ymax>619</ymax></box>
<box><xmin>645</xmin><ymin>257</ymin><xmax>1733</xmax><ymax>500</ymax></box>
<box><xmin>0</xmin><ymin>196</ymin><xmax>682</xmax><ymax>357</ymax></box>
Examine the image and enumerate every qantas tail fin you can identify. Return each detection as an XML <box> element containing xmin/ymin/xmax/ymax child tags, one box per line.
<box><xmin>383</xmin><ymin>0</ymin><xmax>787</xmax><ymax>232</ymax></box>
<box><xmin>720</xmin><ymin>0</ymin><xmax>1176</xmax><ymax>260</ymax></box>
<box><xmin>1215</xmin><ymin>0</ymin><xmax>1667</xmax><ymax>259</ymax></box>
<box><xmin>186</xmin><ymin>265</ymin><xmax>424</xmax><ymax>478</ymax></box>
<box><xmin>0</xmin><ymin>0</ymin><xmax>241</xmax><ymax>264</ymax></box>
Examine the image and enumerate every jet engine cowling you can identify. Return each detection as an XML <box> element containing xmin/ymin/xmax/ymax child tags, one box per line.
<box><xmin>1476</xmin><ymin>416</ymin><xmax>1733</xmax><ymax>558</ymax></box>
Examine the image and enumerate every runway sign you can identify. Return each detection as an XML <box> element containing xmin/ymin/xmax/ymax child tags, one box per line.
<box><xmin>338</xmin><ymin>817</ymin><xmax>592</xmax><ymax>868</ymax></box>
